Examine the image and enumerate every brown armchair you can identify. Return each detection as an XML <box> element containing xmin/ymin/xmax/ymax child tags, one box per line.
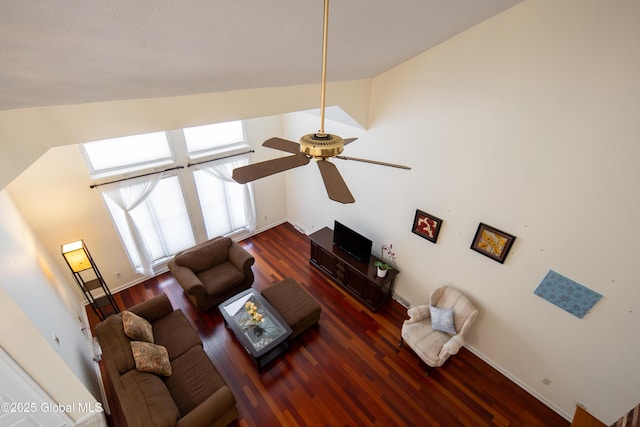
<box><xmin>168</xmin><ymin>236</ymin><xmax>255</xmax><ymax>311</ymax></box>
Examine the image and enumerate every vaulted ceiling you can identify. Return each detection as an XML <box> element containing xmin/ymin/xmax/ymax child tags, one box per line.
<box><xmin>1</xmin><ymin>0</ymin><xmax>522</xmax><ymax>112</ymax></box>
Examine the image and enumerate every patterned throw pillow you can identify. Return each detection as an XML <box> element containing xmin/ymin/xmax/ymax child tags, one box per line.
<box><xmin>122</xmin><ymin>311</ymin><xmax>154</xmax><ymax>343</ymax></box>
<box><xmin>130</xmin><ymin>341</ymin><xmax>172</xmax><ymax>376</ymax></box>
<box><xmin>430</xmin><ymin>306</ymin><xmax>457</xmax><ymax>335</ymax></box>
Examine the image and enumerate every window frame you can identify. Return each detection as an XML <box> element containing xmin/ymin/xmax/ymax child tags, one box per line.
<box><xmin>184</xmin><ymin>120</ymin><xmax>250</xmax><ymax>160</ymax></box>
<box><xmin>80</xmin><ymin>131</ymin><xmax>176</xmax><ymax>179</ymax></box>
<box><xmin>83</xmin><ymin>121</ymin><xmax>256</xmax><ymax>275</ymax></box>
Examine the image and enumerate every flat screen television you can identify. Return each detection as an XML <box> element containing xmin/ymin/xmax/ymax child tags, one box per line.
<box><xmin>333</xmin><ymin>221</ymin><xmax>372</xmax><ymax>263</ymax></box>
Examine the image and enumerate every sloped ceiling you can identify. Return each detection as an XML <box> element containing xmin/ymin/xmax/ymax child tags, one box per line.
<box><xmin>1</xmin><ymin>0</ymin><xmax>523</xmax><ymax>112</ymax></box>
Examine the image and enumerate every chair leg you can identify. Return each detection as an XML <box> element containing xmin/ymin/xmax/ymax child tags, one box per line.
<box><xmin>399</xmin><ymin>336</ymin><xmax>404</xmax><ymax>347</ymax></box>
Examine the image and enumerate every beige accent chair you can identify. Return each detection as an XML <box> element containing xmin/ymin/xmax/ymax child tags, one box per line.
<box><xmin>401</xmin><ymin>286</ymin><xmax>478</xmax><ymax>372</ymax></box>
<box><xmin>168</xmin><ymin>236</ymin><xmax>255</xmax><ymax>311</ymax></box>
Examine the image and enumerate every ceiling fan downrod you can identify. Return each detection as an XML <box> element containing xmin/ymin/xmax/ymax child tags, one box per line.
<box><xmin>317</xmin><ymin>0</ymin><xmax>330</xmax><ymax>138</ymax></box>
<box><xmin>300</xmin><ymin>0</ymin><xmax>344</xmax><ymax>158</ymax></box>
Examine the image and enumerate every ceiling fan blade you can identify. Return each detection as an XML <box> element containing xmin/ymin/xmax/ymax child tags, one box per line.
<box><xmin>316</xmin><ymin>159</ymin><xmax>355</xmax><ymax>204</ymax></box>
<box><xmin>336</xmin><ymin>155</ymin><xmax>411</xmax><ymax>170</ymax></box>
<box><xmin>343</xmin><ymin>137</ymin><xmax>358</xmax><ymax>146</ymax></box>
<box><xmin>263</xmin><ymin>137</ymin><xmax>301</xmax><ymax>154</ymax></box>
<box><xmin>232</xmin><ymin>154</ymin><xmax>309</xmax><ymax>184</ymax></box>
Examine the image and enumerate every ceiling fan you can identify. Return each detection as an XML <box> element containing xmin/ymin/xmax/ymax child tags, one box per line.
<box><xmin>232</xmin><ymin>0</ymin><xmax>411</xmax><ymax>204</ymax></box>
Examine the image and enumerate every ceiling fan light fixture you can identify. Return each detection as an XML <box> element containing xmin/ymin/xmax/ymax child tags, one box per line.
<box><xmin>300</xmin><ymin>132</ymin><xmax>344</xmax><ymax>158</ymax></box>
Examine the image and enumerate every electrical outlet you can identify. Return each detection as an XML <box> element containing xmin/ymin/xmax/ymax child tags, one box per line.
<box><xmin>542</xmin><ymin>378</ymin><xmax>552</xmax><ymax>386</ymax></box>
<box><xmin>115</xmin><ymin>271</ymin><xmax>121</xmax><ymax>278</ymax></box>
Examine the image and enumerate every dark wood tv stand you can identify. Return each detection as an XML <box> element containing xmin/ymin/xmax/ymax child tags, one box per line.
<box><xmin>309</xmin><ymin>227</ymin><xmax>399</xmax><ymax>312</ymax></box>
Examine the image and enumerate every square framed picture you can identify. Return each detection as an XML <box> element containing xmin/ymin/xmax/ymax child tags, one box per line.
<box><xmin>411</xmin><ymin>209</ymin><xmax>443</xmax><ymax>243</ymax></box>
<box><xmin>470</xmin><ymin>223</ymin><xmax>516</xmax><ymax>264</ymax></box>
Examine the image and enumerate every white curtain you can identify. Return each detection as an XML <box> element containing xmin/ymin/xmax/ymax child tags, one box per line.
<box><xmin>100</xmin><ymin>174</ymin><xmax>162</xmax><ymax>275</ymax></box>
<box><xmin>198</xmin><ymin>154</ymin><xmax>256</xmax><ymax>235</ymax></box>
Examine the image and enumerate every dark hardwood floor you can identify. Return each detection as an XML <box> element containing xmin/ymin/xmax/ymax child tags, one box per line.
<box><xmin>87</xmin><ymin>222</ymin><xmax>570</xmax><ymax>427</ymax></box>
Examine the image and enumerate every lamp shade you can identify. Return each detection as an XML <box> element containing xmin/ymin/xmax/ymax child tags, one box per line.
<box><xmin>62</xmin><ymin>240</ymin><xmax>92</xmax><ymax>273</ymax></box>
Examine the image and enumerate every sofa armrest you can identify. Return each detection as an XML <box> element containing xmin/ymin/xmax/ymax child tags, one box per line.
<box><xmin>169</xmin><ymin>260</ymin><xmax>206</xmax><ymax>295</ymax></box>
<box><xmin>405</xmin><ymin>304</ymin><xmax>430</xmax><ymax>324</ymax></box>
<box><xmin>228</xmin><ymin>241</ymin><xmax>255</xmax><ymax>272</ymax></box>
<box><xmin>129</xmin><ymin>293</ymin><xmax>174</xmax><ymax>323</ymax></box>
<box><xmin>176</xmin><ymin>386</ymin><xmax>237</xmax><ymax>427</ymax></box>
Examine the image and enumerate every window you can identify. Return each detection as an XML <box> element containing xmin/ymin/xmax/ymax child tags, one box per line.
<box><xmin>183</xmin><ymin>120</ymin><xmax>246</xmax><ymax>158</ymax></box>
<box><xmin>82</xmin><ymin>132</ymin><xmax>172</xmax><ymax>176</ymax></box>
<box><xmin>193</xmin><ymin>158</ymin><xmax>254</xmax><ymax>239</ymax></box>
<box><xmin>102</xmin><ymin>174</ymin><xmax>195</xmax><ymax>274</ymax></box>
<box><xmin>84</xmin><ymin>121</ymin><xmax>256</xmax><ymax>275</ymax></box>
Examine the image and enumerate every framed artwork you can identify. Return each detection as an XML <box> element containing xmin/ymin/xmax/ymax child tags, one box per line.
<box><xmin>411</xmin><ymin>209</ymin><xmax>442</xmax><ymax>243</ymax></box>
<box><xmin>470</xmin><ymin>223</ymin><xmax>516</xmax><ymax>264</ymax></box>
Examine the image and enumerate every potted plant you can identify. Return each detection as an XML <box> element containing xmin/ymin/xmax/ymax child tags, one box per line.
<box><xmin>374</xmin><ymin>243</ymin><xmax>396</xmax><ymax>278</ymax></box>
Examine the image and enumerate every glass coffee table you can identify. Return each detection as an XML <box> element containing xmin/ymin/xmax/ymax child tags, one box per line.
<box><xmin>219</xmin><ymin>288</ymin><xmax>292</xmax><ymax>371</ymax></box>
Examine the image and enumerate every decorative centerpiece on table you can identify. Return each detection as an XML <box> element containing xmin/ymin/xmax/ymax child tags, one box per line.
<box><xmin>374</xmin><ymin>243</ymin><xmax>396</xmax><ymax>278</ymax></box>
<box><xmin>242</xmin><ymin>300</ymin><xmax>266</xmax><ymax>338</ymax></box>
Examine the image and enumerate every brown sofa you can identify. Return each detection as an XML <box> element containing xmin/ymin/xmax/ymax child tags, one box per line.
<box><xmin>95</xmin><ymin>293</ymin><xmax>237</xmax><ymax>427</ymax></box>
<box><xmin>168</xmin><ymin>236</ymin><xmax>255</xmax><ymax>311</ymax></box>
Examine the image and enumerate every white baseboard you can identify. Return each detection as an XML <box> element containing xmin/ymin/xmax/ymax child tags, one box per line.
<box><xmin>289</xmin><ymin>221</ymin><xmax>307</xmax><ymax>234</ymax></box>
<box><xmin>463</xmin><ymin>344</ymin><xmax>572</xmax><ymax>422</ymax></box>
<box><xmin>392</xmin><ymin>294</ymin><xmax>411</xmax><ymax>308</ymax></box>
<box><xmin>252</xmin><ymin>219</ymin><xmax>288</xmax><ymax>237</ymax></box>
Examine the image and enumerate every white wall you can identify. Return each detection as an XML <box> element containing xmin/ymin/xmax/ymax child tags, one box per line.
<box><xmin>0</xmin><ymin>191</ymin><xmax>103</xmax><ymax>424</ymax></box>
<box><xmin>286</xmin><ymin>0</ymin><xmax>640</xmax><ymax>423</ymax></box>
<box><xmin>245</xmin><ymin>115</ymin><xmax>289</xmax><ymax>232</ymax></box>
<box><xmin>8</xmin><ymin>145</ymin><xmax>133</xmax><ymax>298</ymax></box>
